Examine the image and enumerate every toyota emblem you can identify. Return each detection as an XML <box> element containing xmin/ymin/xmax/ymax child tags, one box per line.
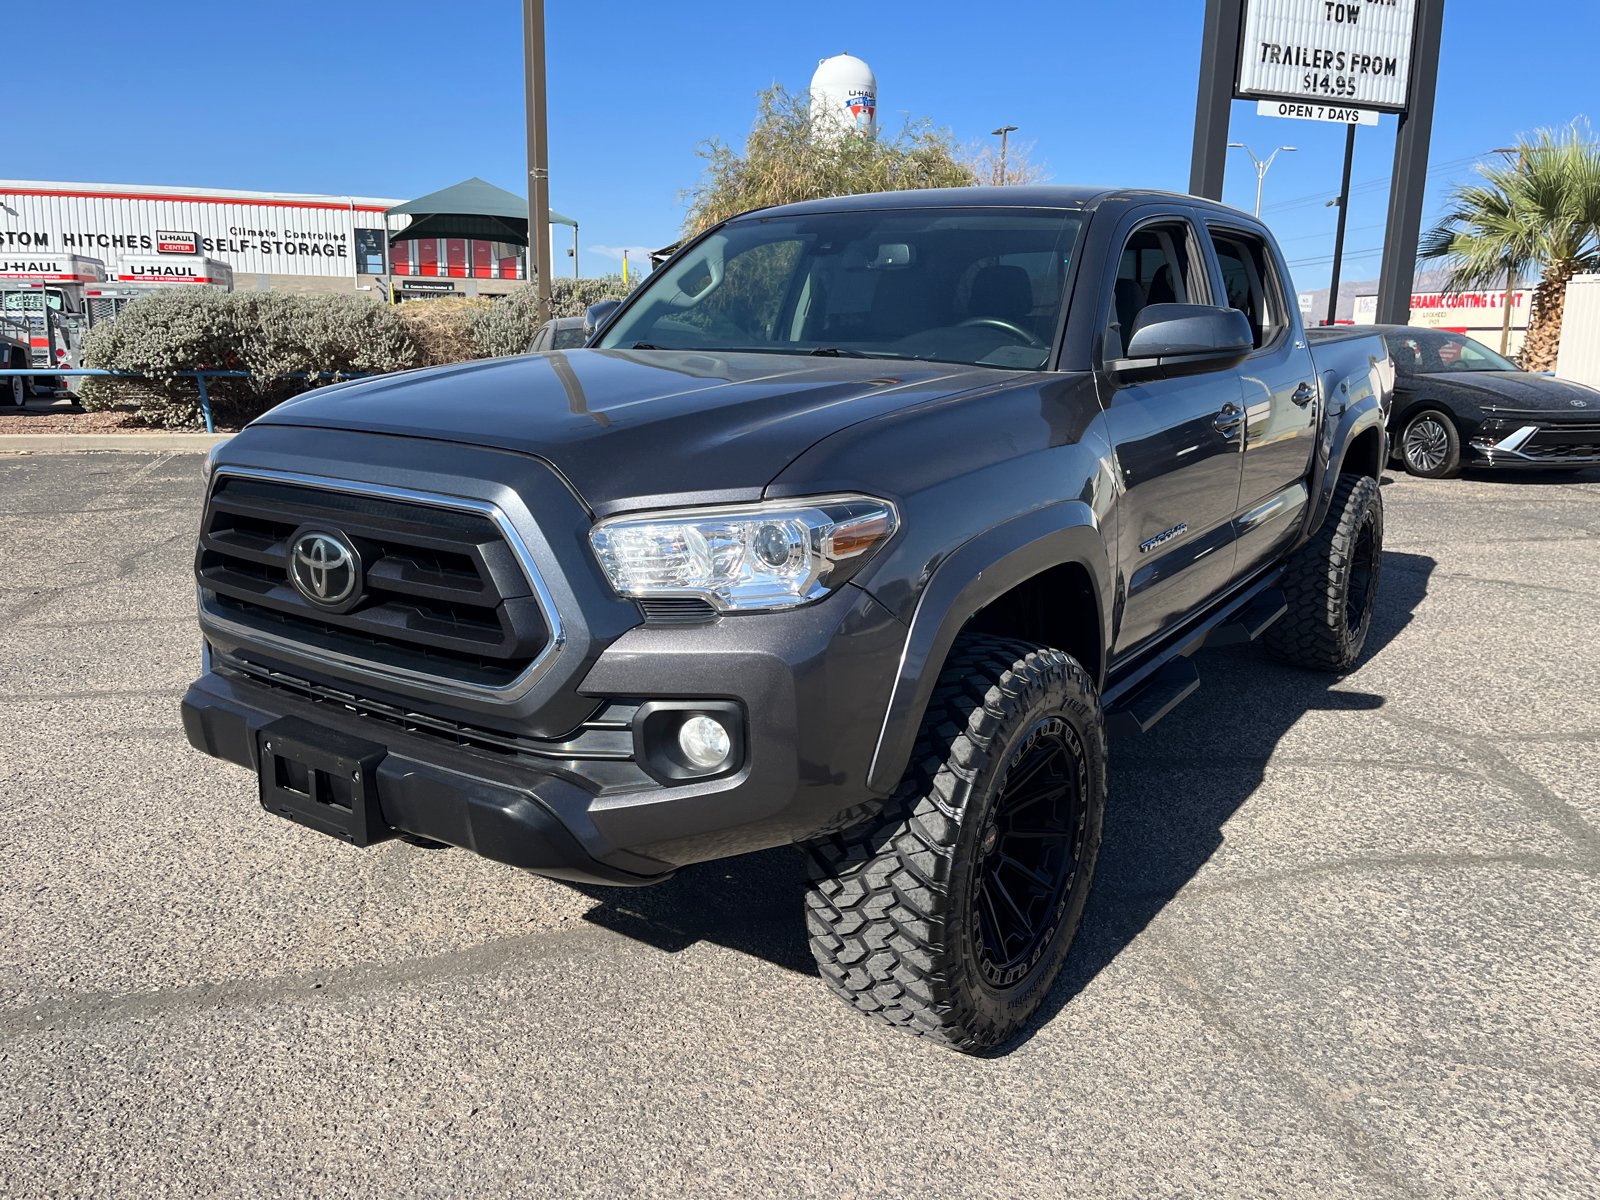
<box><xmin>289</xmin><ymin>530</ymin><xmax>360</xmax><ymax>606</ymax></box>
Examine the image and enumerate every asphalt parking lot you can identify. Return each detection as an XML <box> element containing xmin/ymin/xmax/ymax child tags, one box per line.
<box><xmin>2</xmin><ymin>449</ymin><xmax>1598</xmax><ymax>1199</ymax></box>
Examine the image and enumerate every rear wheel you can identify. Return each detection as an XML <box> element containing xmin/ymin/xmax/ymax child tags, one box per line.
<box><xmin>1262</xmin><ymin>473</ymin><xmax>1383</xmax><ymax>673</ymax></box>
<box><xmin>5</xmin><ymin>367</ymin><xmax>23</xmax><ymax>408</ymax></box>
<box><xmin>1400</xmin><ymin>409</ymin><xmax>1460</xmax><ymax>478</ymax></box>
<box><xmin>803</xmin><ymin>634</ymin><xmax>1106</xmax><ymax>1053</ymax></box>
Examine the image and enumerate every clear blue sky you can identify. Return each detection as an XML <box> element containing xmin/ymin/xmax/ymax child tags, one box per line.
<box><xmin>11</xmin><ymin>0</ymin><xmax>1596</xmax><ymax>291</ymax></box>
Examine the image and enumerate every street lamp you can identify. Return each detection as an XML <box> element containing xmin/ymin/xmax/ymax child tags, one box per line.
<box><xmin>1228</xmin><ymin>142</ymin><xmax>1297</xmax><ymax>218</ymax></box>
<box><xmin>991</xmin><ymin>125</ymin><xmax>1018</xmax><ymax>186</ymax></box>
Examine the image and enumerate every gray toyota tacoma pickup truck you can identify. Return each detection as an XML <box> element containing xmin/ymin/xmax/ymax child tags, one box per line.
<box><xmin>183</xmin><ymin>186</ymin><xmax>1393</xmax><ymax>1051</ymax></box>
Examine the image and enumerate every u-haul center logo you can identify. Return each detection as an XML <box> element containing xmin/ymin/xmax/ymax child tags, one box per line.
<box><xmin>156</xmin><ymin>230</ymin><xmax>198</xmax><ymax>254</ymax></box>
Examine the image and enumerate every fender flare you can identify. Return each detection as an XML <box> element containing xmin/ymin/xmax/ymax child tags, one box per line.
<box><xmin>865</xmin><ymin>500</ymin><xmax>1109</xmax><ymax>794</ymax></box>
<box><xmin>1296</xmin><ymin>394</ymin><xmax>1388</xmax><ymax>552</ymax></box>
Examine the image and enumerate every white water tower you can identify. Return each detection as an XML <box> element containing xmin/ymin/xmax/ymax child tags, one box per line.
<box><xmin>810</xmin><ymin>53</ymin><xmax>877</xmax><ymax>139</ymax></box>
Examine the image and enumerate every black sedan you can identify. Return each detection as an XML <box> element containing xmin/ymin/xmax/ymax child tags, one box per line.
<box><xmin>1377</xmin><ymin>326</ymin><xmax>1600</xmax><ymax>477</ymax></box>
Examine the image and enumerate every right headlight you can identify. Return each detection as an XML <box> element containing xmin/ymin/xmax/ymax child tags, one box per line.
<box><xmin>588</xmin><ymin>493</ymin><xmax>899</xmax><ymax>612</ymax></box>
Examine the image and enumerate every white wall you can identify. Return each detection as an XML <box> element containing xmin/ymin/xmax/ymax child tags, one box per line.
<box><xmin>1556</xmin><ymin>274</ymin><xmax>1600</xmax><ymax>388</ymax></box>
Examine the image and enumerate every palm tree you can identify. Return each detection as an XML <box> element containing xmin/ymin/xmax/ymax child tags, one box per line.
<box><xmin>1420</xmin><ymin>123</ymin><xmax>1600</xmax><ymax>370</ymax></box>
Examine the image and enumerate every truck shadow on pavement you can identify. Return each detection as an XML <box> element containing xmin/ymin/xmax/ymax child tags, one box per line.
<box><xmin>571</xmin><ymin>549</ymin><xmax>1437</xmax><ymax>1053</ymax></box>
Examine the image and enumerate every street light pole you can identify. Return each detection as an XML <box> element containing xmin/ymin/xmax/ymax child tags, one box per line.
<box><xmin>991</xmin><ymin>125</ymin><xmax>1017</xmax><ymax>186</ymax></box>
<box><xmin>522</xmin><ymin>0</ymin><xmax>552</xmax><ymax>325</ymax></box>
<box><xmin>1324</xmin><ymin>124</ymin><xmax>1357</xmax><ymax>327</ymax></box>
<box><xmin>1229</xmin><ymin>142</ymin><xmax>1296</xmax><ymax>218</ymax></box>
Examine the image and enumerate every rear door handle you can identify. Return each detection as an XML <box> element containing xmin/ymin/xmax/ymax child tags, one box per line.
<box><xmin>1212</xmin><ymin>403</ymin><xmax>1245</xmax><ymax>436</ymax></box>
<box><xmin>1291</xmin><ymin>382</ymin><xmax>1315</xmax><ymax>407</ymax></box>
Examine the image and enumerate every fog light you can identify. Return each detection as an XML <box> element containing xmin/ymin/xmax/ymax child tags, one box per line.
<box><xmin>678</xmin><ymin>715</ymin><xmax>731</xmax><ymax>769</ymax></box>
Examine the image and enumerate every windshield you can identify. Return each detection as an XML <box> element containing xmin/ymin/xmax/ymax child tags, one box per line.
<box><xmin>1383</xmin><ymin>329</ymin><xmax>1520</xmax><ymax>374</ymax></box>
<box><xmin>598</xmin><ymin>208</ymin><xmax>1084</xmax><ymax>370</ymax></box>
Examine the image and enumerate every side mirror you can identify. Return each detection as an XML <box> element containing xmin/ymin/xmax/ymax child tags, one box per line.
<box><xmin>1107</xmin><ymin>304</ymin><xmax>1254</xmax><ymax>384</ymax></box>
<box><xmin>583</xmin><ymin>300</ymin><xmax>621</xmax><ymax>341</ymax></box>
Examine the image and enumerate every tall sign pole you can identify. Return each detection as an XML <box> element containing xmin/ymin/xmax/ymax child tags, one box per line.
<box><xmin>1375</xmin><ymin>0</ymin><xmax>1445</xmax><ymax>324</ymax></box>
<box><xmin>1189</xmin><ymin>0</ymin><xmax>1244</xmax><ymax>199</ymax></box>
<box><xmin>522</xmin><ymin>0</ymin><xmax>552</xmax><ymax>325</ymax></box>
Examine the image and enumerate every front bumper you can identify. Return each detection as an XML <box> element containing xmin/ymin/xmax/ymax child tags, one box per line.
<box><xmin>183</xmin><ymin>579</ymin><xmax>907</xmax><ymax>883</ymax></box>
<box><xmin>1468</xmin><ymin>421</ymin><xmax>1600</xmax><ymax>468</ymax></box>
<box><xmin>182</xmin><ymin>664</ymin><xmax>673</xmax><ymax>885</ymax></box>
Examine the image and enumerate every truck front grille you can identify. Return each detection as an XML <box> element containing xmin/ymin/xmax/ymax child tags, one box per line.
<box><xmin>197</xmin><ymin>475</ymin><xmax>555</xmax><ymax>692</ymax></box>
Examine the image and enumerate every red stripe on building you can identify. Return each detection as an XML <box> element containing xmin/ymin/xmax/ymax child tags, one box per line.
<box><xmin>0</xmin><ymin>187</ymin><xmax>389</xmax><ymax>213</ymax></box>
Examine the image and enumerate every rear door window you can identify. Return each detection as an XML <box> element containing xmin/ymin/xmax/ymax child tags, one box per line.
<box><xmin>1209</xmin><ymin>230</ymin><xmax>1288</xmax><ymax>350</ymax></box>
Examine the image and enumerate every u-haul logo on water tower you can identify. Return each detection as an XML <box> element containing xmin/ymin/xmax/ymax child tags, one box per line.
<box><xmin>156</xmin><ymin>230</ymin><xmax>198</xmax><ymax>254</ymax></box>
<box><xmin>846</xmin><ymin>90</ymin><xmax>875</xmax><ymax>130</ymax></box>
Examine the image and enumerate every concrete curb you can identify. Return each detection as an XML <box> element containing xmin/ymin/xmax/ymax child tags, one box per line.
<box><xmin>0</xmin><ymin>432</ymin><xmax>230</xmax><ymax>453</ymax></box>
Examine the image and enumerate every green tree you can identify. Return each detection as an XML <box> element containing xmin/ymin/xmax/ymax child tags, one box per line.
<box><xmin>680</xmin><ymin>85</ymin><xmax>977</xmax><ymax>236</ymax></box>
<box><xmin>1420</xmin><ymin>122</ymin><xmax>1600</xmax><ymax>369</ymax></box>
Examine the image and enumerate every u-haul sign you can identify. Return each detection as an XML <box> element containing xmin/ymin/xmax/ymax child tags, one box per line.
<box><xmin>156</xmin><ymin>229</ymin><xmax>198</xmax><ymax>254</ymax></box>
<box><xmin>1236</xmin><ymin>0</ymin><xmax>1420</xmax><ymax>113</ymax></box>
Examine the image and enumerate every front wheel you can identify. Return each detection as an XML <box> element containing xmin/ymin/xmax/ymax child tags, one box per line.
<box><xmin>1400</xmin><ymin>409</ymin><xmax>1461</xmax><ymax>478</ymax></box>
<box><xmin>803</xmin><ymin>634</ymin><xmax>1106</xmax><ymax>1053</ymax></box>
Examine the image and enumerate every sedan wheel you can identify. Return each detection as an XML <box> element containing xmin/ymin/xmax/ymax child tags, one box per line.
<box><xmin>1401</xmin><ymin>410</ymin><xmax>1461</xmax><ymax>478</ymax></box>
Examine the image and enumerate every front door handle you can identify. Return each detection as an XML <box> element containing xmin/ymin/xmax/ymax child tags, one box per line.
<box><xmin>1291</xmin><ymin>381</ymin><xmax>1316</xmax><ymax>407</ymax></box>
<box><xmin>1212</xmin><ymin>402</ymin><xmax>1245</xmax><ymax>437</ymax></box>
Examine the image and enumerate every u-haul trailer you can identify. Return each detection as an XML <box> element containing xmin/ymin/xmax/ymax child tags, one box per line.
<box><xmin>86</xmin><ymin>254</ymin><xmax>234</xmax><ymax>324</ymax></box>
<box><xmin>0</xmin><ymin>254</ymin><xmax>106</xmax><ymax>388</ymax></box>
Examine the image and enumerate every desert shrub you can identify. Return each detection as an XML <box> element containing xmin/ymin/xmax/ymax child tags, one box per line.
<box><xmin>469</xmin><ymin>274</ymin><xmax>640</xmax><ymax>358</ymax></box>
<box><xmin>77</xmin><ymin>274</ymin><xmax>639</xmax><ymax>427</ymax></box>
<box><xmin>394</xmin><ymin>296</ymin><xmax>492</xmax><ymax>366</ymax></box>
<box><xmin>81</xmin><ymin>290</ymin><xmax>419</xmax><ymax>427</ymax></box>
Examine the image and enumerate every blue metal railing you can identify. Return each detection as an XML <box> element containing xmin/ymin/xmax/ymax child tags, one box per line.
<box><xmin>0</xmin><ymin>369</ymin><xmax>369</xmax><ymax>434</ymax></box>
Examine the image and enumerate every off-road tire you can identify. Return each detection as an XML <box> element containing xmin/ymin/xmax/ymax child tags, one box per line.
<box><xmin>802</xmin><ymin>633</ymin><xmax>1106</xmax><ymax>1053</ymax></box>
<box><xmin>1399</xmin><ymin>409</ymin><xmax>1461</xmax><ymax>478</ymax></box>
<box><xmin>1262</xmin><ymin>473</ymin><xmax>1383</xmax><ymax>673</ymax></box>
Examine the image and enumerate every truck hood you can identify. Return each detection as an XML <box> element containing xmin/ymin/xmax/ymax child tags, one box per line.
<box><xmin>1410</xmin><ymin>370</ymin><xmax>1600</xmax><ymax>415</ymax></box>
<box><xmin>253</xmin><ymin>348</ymin><xmax>995</xmax><ymax>511</ymax></box>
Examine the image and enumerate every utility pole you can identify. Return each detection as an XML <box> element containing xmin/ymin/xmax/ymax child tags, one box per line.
<box><xmin>1229</xmin><ymin>143</ymin><xmax>1296</xmax><ymax>218</ymax></box>
<box><xmin>991</xmin><ymin>125</ymin><xmax>1017</xmax><ymax>185</ymax></box>
<box><xmin>522</xmin><ymin>0</ymin><xmax>552</xmax><ymax>325</ymax></box>
<box><xmin>1490</xmin><ymin>147</ymin><xmax>1522</xmax><ymax>354</ymax></box>
<box><xmin>1324</xmin><ymin>124</ymin><xmax>1358</xmax><ymax>327</ymax></box>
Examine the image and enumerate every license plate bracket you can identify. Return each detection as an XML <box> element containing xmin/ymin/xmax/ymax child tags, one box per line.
<box><xmin>257</xmin><ymin>716</ymin><xmax>391</xmax><ymax>846</ymax></box>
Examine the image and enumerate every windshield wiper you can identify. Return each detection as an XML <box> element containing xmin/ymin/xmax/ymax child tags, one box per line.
<box><xmin>632</xmin><ymin>342</ymin><xmax>661</xmax><ymax>350</ymax></box>
<box><xmin>810</xmin><ymin>346</ymin><xmax>868</xmax><ymax>358</ymax></box>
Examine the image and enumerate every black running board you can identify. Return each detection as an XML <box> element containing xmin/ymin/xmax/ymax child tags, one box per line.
<box><xmin>1204</xmin><ymin>588</ymin><xmax>1287</xmax><ymax>647</ymax></box>
<box><xmin>1104</xmin><ymin>586</ymin><xmax>1287</xmax><ymax>737</ymax></box>
<box><xmin>1105</xmin><ymin>658</ymin><xmax>1199</xmax><ymax>737</ymax></box>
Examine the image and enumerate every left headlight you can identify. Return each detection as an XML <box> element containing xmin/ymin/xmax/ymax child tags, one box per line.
<box><xmin>589</xmin><ymin>493</ymin><xmax>899</xmax><ymax>612</ymax></box>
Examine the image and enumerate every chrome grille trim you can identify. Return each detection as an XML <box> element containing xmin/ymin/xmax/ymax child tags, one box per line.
<box><xmin>198</xmin><ymin>467</ymin><xmax>566</xmax><ymax>704</ymax></box>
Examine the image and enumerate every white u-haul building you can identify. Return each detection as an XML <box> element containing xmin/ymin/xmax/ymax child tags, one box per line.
<box><xmin>0</xmin><ymin>179</ymin><xmax>402</xmax><ymax>297</ymax></box>
<box><xmin>1</xmin><ymin>178</ymin><xmax>575</xmax><ymax>303</ymax></box>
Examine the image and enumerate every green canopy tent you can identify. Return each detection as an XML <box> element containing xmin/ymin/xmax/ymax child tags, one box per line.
<box><xmin>386</xmin><ymin>177</ymin><xmax>577</xmax><ymax>275</ymax></box>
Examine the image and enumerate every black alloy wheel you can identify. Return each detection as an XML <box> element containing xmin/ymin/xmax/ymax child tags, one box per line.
<box><xmin>1400</xmin><ymin>409</ymin><xmax>1461</xmax><ymax>478</ymax></box>
<box><xmin>1344</xmin><ymin>513</ymin><xmax>1377</xmax><ymax>638</ymax></box>
<box><xmin>803</xmin><ymin>634</ymin><xmax>1106</xmax><ymax>1053</ymax></box>
<box><xmin>972</xmin><ymin>719</ymin><xmax>1087</xmax><ymax>989</ymax></box>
